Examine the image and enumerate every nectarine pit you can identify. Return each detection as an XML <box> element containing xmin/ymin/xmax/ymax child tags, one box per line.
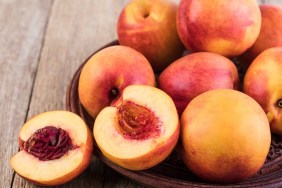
<box><xmin>117</xmin><ymin>101</ymin><xmax>161</xmax><ymax>140</ymax></box>
<box><xmin>22</xmin><ymin>126</ymin><xmax>76</xmax><ymax>161</ymax></box>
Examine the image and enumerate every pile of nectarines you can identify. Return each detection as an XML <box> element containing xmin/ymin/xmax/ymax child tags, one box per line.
<box><xmin>10</xmin><ymin>0</ymin><xmax>282</xmax><ymax>186</ymax></box>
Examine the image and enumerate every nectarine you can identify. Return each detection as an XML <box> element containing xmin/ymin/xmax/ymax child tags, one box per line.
<box><xmin>94</xmin><ymin>85</ymin><xmax>180</xmax><ymax>170</ymax></box>
<box><xmin>244</xmin><ymin>47</ymin><xmax>282</xmax><ymax>135</ymax></box>
<box><xmin>117</xmin><ymin>0</ymin><xmax>185</xmax><ymax>72</ymax></box>
<box><xmin>10</xmin><ymin>111</ymin><xmax>93</xmax><ymax>186</ymax></box>
<box><xmin>158</xmin><ymin>52</ymin><xmax>239</xmax><ymax>115</ymax></box>
<box><xmin>240</xmin><ymin>5</ymin><xmax>282</xmax><ymax>71</ymax></box>
<box><xmin>177</xmin><ymin>0</ymin><xmax>261</xmax><ymax>57</ymax></box>
<box><xmin>181</xmin><ymin>89</ymin><xmax>271</xmax><ymax>183</ymax></box>
<box><xmin>78</xmin><ymin>45</ymin><xmax>155</xmax><ymax>118</ymax></box>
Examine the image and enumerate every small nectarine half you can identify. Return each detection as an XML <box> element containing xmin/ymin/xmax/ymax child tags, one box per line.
<box><xmin>10</xmin><ymin>111</ymin><xmax>93</xmax><ymax>186</ymax></box>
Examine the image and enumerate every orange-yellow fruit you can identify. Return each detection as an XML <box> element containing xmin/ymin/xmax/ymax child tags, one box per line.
<box><xmin>181</xmin><ymin>89</ymin><xmax>271</xmax><ymax>183</ymax></box>
<box><xmin>10</xmin><ymin>111</ymin><xmax>93</xmax><ymax>186</ymax></box>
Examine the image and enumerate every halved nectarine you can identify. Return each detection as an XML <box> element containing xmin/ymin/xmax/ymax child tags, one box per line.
<box><xmin>10</xmin><ymin>111</ymin><xmax>93</xmax><ymax>186</ymax></box>
<box><xmin>94</xmin><ymin>85</ymin><xmax>180</xmax><ymax>170</ymax></box>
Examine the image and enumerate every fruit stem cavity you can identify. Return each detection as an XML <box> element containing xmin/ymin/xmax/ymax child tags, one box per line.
<box><xmin>277</xmin><ymin>99</ymin><xmax>282</xmax><ymax>108</ymax></box>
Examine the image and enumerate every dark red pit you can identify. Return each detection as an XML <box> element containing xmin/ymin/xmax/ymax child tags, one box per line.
<box><xmin>22</xmin><ymin>126</ymin><xmax>76</xmax><ymax>161</ymax></box>
<box><xmin>117</xmin><ymin>101</ymin><xmax>161</xmax><ymax>140</ymax></box>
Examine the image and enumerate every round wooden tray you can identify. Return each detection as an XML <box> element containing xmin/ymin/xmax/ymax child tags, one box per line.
<box><xmin>66</xmin><ymin>40</ymin><xmax>282</xmax><ymax>187</ymax></box>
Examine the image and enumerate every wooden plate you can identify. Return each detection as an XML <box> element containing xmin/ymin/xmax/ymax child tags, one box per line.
<box><xmin>66</xmin><ymin>40</ymin><xmax>282</xmax><ymax>187</ymax></box>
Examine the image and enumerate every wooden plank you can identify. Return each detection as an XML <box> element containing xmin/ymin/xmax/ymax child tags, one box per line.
<box><xmin>0</xmin><ymin>0</ymin><xmax>52</xmax><ymax>187</ymax></box>
<box><xmin>11</xmin><ymin>0</ymin><xmax>142</xmax><ymax>187</ymax></box>
<box><xmin>263</xmin><ymin>0</ymin><xmax>282</xmax><ymax>5</ymax></box>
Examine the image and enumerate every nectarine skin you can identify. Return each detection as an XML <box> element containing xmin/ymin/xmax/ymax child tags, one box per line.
<box><xmin>177</xmin><ymin>0</ymin><xmax>261</xmax><ymax>57</ymax></box>
<box><xmin>181</xmin><ymin>89</ymin><xmax>271</xmax><ymax>183</ymax></box>
<box><xmin>10</xmin><ymin>111</ymin><xmax>93</xmax><ymax>186</ymax></box>
<box><xmin>158</xmin><ymin>52</ymin><xmax>239</xmax><ymax>115</ymax></box>
<box><xmin>78</xmin><ymin>46</ymin><xmax>155</xmax><ymax>118</ymax></box>
<box><xmin>244</xmin><ymin>47</ymin><xmax>282</xmax><ymax>135</ymax></box>
<box><xmin>117</xmin><ymin>0</ymin><xmax>185</xmax><ymax>72</ymax></box>
<box><xmin>94</xmin><ymin>85</ymin><xmax>180</xmax><ymax>170</ymax></box>
<box><xmin>240</xmin><ymin>5</ymin><xmax>282</xmax><ymax>71</ymax></box>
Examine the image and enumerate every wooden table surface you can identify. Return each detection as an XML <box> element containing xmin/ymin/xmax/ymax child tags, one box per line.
<box><xmin>1</xmin><ymin>0</ymin><xmax>281</xmax><ymax>187</ymax></box>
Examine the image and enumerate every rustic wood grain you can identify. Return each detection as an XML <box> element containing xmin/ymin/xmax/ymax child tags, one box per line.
<box><xmin>260</xmin><ymin>0</ymin><xmax>282</xmax><ymax>5</ymax></box>
<box><xmin>4</xmin><ymin>0</ymin><xmax>282</xmax><ymax>188</ymax></box>
<box><xmin>11</xmin><ymin>0</ymin><xmax>142</xmax><ymax>187</ymax></box>
<box><xmin>0</xmin><ymin>0</ymin><xmax>52</xmax><ymax>187</ymax></box>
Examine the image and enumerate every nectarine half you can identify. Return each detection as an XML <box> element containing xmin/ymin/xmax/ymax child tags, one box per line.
<box><xmin>94</xmin><ymin>85</ymin><xmax>180</xmax><ymax>170</ymax></box>
<box><xmin>10</xmin><ymin>111</ymin><xmax>93</xmax><ymax>186</ymax></box>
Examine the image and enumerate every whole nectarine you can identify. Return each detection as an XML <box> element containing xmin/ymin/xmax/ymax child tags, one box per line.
<box><xmin>117</xmin><ymin>0</ymin><xmax>185</xmax><ymax>72</ymax></box>
<box><xmin>177</xmin><ymin>0</ymin><xmax>261</xmax><ymax>57</ymax></box>
<box><xmin>181</xmin><ymin>89</ymin><xmax>271</xmax><ymax>183</ymax></box>
<box><xmin>158</xmin><ymin>52</ymin><xmax>239</xmax><ymax>115</ymax></box>
<box><xmin>244</xmin><ymin>47</ymin><xmax>282</xmax><ymax>135</ymax></box>
<box><xmin>78</xmin><ymin>45</ymin><xmax>155</xmax><ymax>118</ymax></box>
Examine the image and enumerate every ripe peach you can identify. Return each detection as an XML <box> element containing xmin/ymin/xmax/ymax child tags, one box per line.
<box><xmin>158</xmin><ymin>52</ymin><xmax>239</xmax><ymax>115</ymax></box>
<box><xmin>177</xmin><ymin>0</ymin><xmax>261</xmax><ymax>57</ymax></box>
<box><xmin>244</xmin><ymin>47</ymin><xmax>282</xmax><ymax>135</ymax></box>
<box><xmin>94</xmin><ymin>85</ymin><xmax>180</xmax><ymax>170</ymax></box>
<box><xmin>117</xmin><ymin>0</ymin><xmax>185</xmax><ymax>72</ymax></box>
<box><xmin>181</xmin><ymin>89</ymin><xmax>271</xmax><ymax>183</ymax></box>
<box><xmin>10</xmin><ymin>111</ymin><xmax>93</xmax><ymax>186</ymax></box>
<box><xmin>78</xmin><ymin>45</ymin><xmax>155</xmax><ymax>118</ymax></box>
<box><xmin>240</xmin><ymin>5</ymin><xmax>282</xmax><ymax>71</ymax></box>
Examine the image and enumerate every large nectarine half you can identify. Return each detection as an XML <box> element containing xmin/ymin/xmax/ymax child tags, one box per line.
<box><xmin>94</xmin><ymin>85</ymin><xmax>180</xmax><ymax>170</ymax></box>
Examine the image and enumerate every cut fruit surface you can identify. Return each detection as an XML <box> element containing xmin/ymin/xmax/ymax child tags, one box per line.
<box><xmin>10</xmin><ymin>111</ymin><xmax>93</xmax><ymax>186</ymax></box>
<box><xmin>94</xmin><ymin>85</ymin><xmax>180</xmax><ymax>170</ymax></box>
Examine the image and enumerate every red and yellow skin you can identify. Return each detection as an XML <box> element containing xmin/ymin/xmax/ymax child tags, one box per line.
<box><xmin>244</xmin><ymin>47</ymin><xmax>282</xmax><ymax>135</ymax></box>
<box><xmin>240</xmin><ymin>5</ymin><xmax>282</xmax><ymax>71</ymax></box>
<box><xmin>177</xmin><ymin>0</ymin><xmax>261</xmax><ymax>57</ymax></box>
<box><xmin>78</xmin><ymin>45</ymin><xmax>155</xmax><ymax>118</ymax></box>
<box><xmin>117</xmin><ymin>0</ymin><xmax>185</xmax><ymax>72</ymax></box>
<box><xmin>181</xmin><ymin>89</ymin><xmax>271</xmax><ymax>183</ymax></box>
<box><xmin>158</xmin><ymin>52</ymin><xmax>239</xmax><ymax>116</ymax></box>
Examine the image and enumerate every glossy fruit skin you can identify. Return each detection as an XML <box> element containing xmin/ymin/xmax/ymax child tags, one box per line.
<box><xmin>158</xmin><ymin>52</ymin><xmax>239</xmax><ymax>115</ymax></box>
<box><xmin>239</xmin><ymin>5</ymin><xmax>282</xmax><ymax>71</ymax></box>
<box><xmin>117</xmin><ymin>0</ymin><xmax>185</xmax><ymax>72</ymax></box>
<box><xmin>177</xmin><ymin>0</ymin><xmax>261</xmax><ymax>57</ymax></box>
<box><xmin>244</xmin><ymin>47</ymin><xmax>282</xmax><ymax>135</ymax></box>
<box><xmin>181</xmin><ymin>89</ymin><xmax>271</xmax><ymax>183</ymax></box>
<box><xmin>78</xmin><ymin>45</ymin><xmax>155</xmax><ymax>118</ymax></box>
